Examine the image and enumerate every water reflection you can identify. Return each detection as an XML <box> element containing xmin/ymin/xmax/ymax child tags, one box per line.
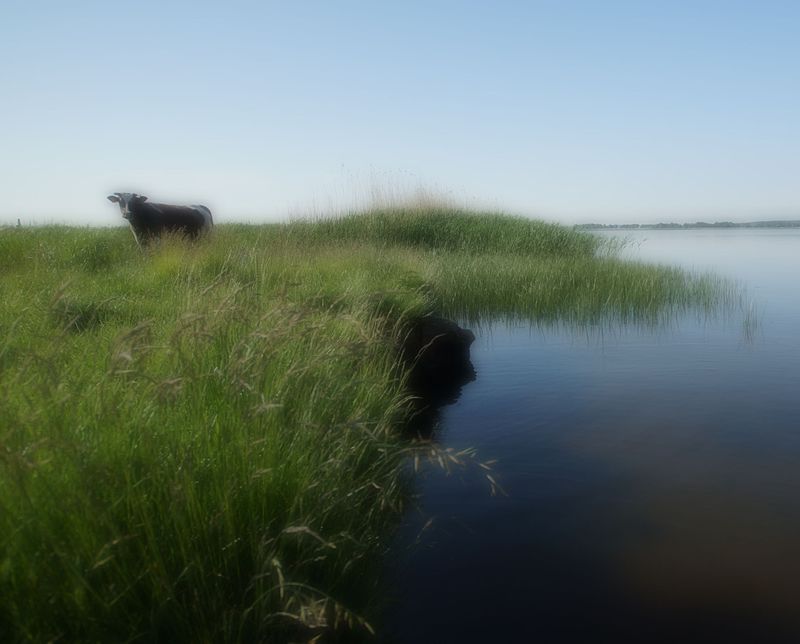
<box><xmin>382</xmin><ymin>230</ymin><xmax>800</xmax><ymax>643</ymax></box>
<box><xmin>404</xmin><ymin>316</ymin><xmax>477</xmax><ymax>438</ymax></box>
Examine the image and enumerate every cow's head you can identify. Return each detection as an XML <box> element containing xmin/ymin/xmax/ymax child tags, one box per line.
<box><xmin>107</xmin><ymin>192</ymin><xmax>148</xmax><ymax>220</ymax></box>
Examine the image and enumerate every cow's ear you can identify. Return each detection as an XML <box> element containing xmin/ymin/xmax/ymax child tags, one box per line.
<box><xmin>107</xmin><ymin>194</ymin><xmax>120</xmax><ymax>203</ymax></box>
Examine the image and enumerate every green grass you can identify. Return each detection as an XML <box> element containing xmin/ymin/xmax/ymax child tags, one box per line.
<box><xmin>0</xmin><ymin>207</ymin><xmax>736</xmax><ymax>641</ymax></box>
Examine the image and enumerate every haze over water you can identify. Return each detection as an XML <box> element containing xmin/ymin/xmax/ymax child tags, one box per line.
<box><xmin>383</xmin><ymin>229</ymin><xmax>800</xmax><ymax>643</ymax></box>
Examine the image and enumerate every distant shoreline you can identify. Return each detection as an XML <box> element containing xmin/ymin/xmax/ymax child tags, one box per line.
<box><xmin>576</xmin><ymin>220</ymin><xmax>800</xmax><ymax>230</ymax></box>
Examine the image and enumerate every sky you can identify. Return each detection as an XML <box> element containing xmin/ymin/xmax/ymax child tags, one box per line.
<box><xmin>1</xmin><ymin>0</ymin><xmax>798</xmax><ymax>225</ymax></box>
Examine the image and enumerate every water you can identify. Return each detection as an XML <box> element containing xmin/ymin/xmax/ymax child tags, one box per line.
<box><xmin>382</xmin><ymin>229</ymin><xmax>800</xmax><ymax>643</ymax></box>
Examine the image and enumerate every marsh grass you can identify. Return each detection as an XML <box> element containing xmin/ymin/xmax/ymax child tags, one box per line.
<box><xmin>0</xmin><ymin>208</ymin><xmax>739</xmax><ymax>641</ymax></box>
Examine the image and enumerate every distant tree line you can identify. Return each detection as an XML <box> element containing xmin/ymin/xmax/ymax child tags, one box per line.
<box><xmin>575</xmin><ymin>220</ymin><xmax>800</xmax><ymax>230</ymax></box>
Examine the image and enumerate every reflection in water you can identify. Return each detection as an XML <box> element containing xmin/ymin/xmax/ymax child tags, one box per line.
<box><xmin>382</xmin><ymin>230</ymin><xmax>800</xmax><ymax>643</ymax></box>
<box><xmin>403</xmin><ymin>316</ymin><xmax>477</xmax><ymax>438</ymax></box>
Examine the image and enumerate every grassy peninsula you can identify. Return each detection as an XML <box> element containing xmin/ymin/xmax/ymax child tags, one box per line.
<box><xmin>0</xmin><ymin>207</ymin><xmax>731</xmax><ymax>641</ymax></box>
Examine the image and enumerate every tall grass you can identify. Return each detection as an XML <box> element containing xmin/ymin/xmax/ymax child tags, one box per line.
<box><xmin>0</xmin><ymin>208</ymin><xmax>737</xmax><ymax>641</ymax></box>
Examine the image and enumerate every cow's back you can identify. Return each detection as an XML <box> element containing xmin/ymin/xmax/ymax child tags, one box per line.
<box><xmin>150</xmin><ymin>203</ymin><xmax>204</xmax><ymax>229</ymax></box>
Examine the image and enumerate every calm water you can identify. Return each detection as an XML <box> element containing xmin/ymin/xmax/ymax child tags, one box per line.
<box><xmin>382</xmin><ymin>229</ymin><xmax>800</xmax><ymax>643</ymax></box>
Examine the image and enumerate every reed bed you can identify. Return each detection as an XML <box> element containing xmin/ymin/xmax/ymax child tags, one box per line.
<box><xmin>0</xmin><ymin>208</ymin><xmax>736</xmax><ymax>641</ymax></box>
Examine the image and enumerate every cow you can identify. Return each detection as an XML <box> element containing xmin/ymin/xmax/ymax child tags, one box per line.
<box><xmin>107</xmin><ymin>192</ymin><xmax>213</xmax><ymax>247</ymax></box>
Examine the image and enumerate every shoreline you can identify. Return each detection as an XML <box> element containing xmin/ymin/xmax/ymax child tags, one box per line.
<box><xmin>0</xmin><ymin>210</ymin><xmax>736</xmax><ymax>641</ymax></box>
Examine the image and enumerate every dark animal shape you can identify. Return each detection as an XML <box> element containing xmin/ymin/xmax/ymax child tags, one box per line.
<box><xmin>107</xmin><ymin>192</ymin><xmax>213</xmax><ymax>247</ymax></box>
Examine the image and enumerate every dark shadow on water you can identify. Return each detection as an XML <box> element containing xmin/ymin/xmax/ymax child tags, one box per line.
<box><xmin>402</xmin><ymin>316</ymin><xmax>477</xmax><ymax>439</ymax></box>
<box><xmin>381</xmin><ymin>311</ymin><xmax>800</xmax><ymax>643</ymax></box>
<box><xmin>376</xmin><ymin>232</ymin><xmax>800</xmax><ymax>643</ymax></box>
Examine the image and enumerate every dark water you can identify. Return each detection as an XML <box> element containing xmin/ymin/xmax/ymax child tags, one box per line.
<box><xmin>382</xmin><ymin>230</ymin><xmax>800</xmax><ymax>644</ymax></box>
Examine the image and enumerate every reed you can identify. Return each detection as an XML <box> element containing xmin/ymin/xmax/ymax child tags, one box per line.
<box><xmin>0</xmin><ymin>208</ymin><xmax>736</xmax><ymax>641</ymax></box>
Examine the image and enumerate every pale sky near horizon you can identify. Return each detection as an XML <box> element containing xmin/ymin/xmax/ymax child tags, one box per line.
<box><xmin>1</xmin><ymin>1</ymin><xmax>798</xmax><ymax>226</ymax></box>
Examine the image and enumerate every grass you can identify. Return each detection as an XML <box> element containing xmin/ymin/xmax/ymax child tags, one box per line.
<box><xmin>0</xmin><ymin>206</ymin><xmax>736</xmax><ymax>641</ymax></box>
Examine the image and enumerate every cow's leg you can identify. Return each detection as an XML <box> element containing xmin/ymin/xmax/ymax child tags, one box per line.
<box><xmin>128</xmin><ymin>223</ymin><xmax>143</xmax><ymax>249</ymax></box>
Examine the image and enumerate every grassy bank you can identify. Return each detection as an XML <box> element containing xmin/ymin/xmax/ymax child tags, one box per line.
<box><xmin>0</xmin><ymin>208</ymin><xmax>734</xmax><ymax>641</ymax></box>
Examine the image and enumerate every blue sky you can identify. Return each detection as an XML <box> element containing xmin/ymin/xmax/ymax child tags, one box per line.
<box><xmin>1</xmin><ymin>1</ymin><xmax>798</xmax><ymax>225</ymax></box>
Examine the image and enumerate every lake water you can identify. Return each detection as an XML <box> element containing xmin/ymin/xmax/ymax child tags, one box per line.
<box><xmin>382</xmin><ymin>229</ymin><xmax>800</xmax><ymax>643</ymax></box>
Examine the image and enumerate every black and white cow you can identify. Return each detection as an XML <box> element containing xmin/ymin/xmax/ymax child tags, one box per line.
<box><xmin>107</xmin><ymin>192</ymin><xmax>213</xmax><ymax>247</ymax></box>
